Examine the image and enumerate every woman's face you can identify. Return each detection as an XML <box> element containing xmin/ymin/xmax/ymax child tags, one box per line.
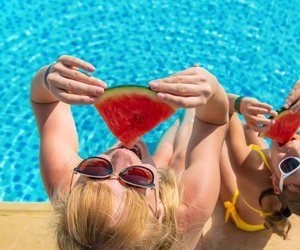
<box><xmin>75</xmin><ymin>139</ymin><xmax>162</xmax><ymax>219</ymax></box>
<box><xmin>270</xmin><ymin>139</ymin><xmax>300</xmax><ymax>193</ymax></box>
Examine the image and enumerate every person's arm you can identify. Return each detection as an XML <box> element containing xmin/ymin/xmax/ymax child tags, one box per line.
<box><xmin>179</xmin><ymin>84</ymin><xmax>227</xmax><ymax>234</ymax></box>
<box><xmin>149</xmin><ymin>66</ymin><xmax>228</xmax><ymax>246</ymax></box>
<box><xmin>227</xmin><ymin>94</ymin><xmax>277</xmax><ymax>132</ymax></box>
<box><xmin>284</xmin><ymin>80</ymin><xmax>300</xmax><ymax>113</ymax></box>
<box><xmin>31</xmin><ymin>55</ymin><xmax>106</xmax><ymax>198</ymax></box>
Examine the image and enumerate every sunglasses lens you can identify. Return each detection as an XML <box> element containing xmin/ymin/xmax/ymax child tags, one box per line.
<box><xmin>280</xmin><ymin>158</ymin><xmax>300</xmax><ymax>173</ymax></box>
<box><xmin>79</xmin><ymin>158</ymin><xmax>112</xmax><ymax>176</ymax></box>
<box><xmin>120</xmin><ymin>167</ymin><xmax>154</xmax><ymax>186</ymax></box>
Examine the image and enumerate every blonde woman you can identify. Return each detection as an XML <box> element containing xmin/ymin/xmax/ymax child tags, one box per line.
<box><xmin>220</xmin><ymin>86</ymin><xmax>300</xmax><ymax>239</ymax></box>
<box><xmin>30</xmin><ymin>55</ymin><xmax>228</xmax><ymax>249</ymax></box>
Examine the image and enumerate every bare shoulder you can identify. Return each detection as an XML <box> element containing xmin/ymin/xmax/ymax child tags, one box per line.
<box><xmin>41</xmin><ymin>154</ymin><xmax>82</xmax><ymax>198</ymax></box>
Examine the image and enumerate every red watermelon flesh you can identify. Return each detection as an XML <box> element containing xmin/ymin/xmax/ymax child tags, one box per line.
<box><xmin>94</xmin><ymin>86</ymin><xmax>177</xmax><ymax>148</ymax></box>
<box><xmin>259</xmin><ymin>107</ymin><xmax>300</xmax><ymax>144</ymax></box>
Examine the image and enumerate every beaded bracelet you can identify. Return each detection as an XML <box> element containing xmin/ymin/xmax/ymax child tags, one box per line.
<box><xmin>234</xmin><ymin>96</ymin><xmax>244</xmax><ymax>114</ymax></box>
<box><xmin>43</xmin><ymin>64</ymin><xmax>52</xmax><ymax>89</ymax></box>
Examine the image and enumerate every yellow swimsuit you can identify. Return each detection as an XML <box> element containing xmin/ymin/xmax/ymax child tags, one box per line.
<box><xmin>224</xmin><ymin>144</ymin><xmax>272</xmax><ymax>232</ymax></box>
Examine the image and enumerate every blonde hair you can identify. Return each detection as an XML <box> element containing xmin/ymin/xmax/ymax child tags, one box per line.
<box><xmin>53</xmin><ymin>168</ymin><xmax>180</xmax><ymax>249</ymax></box>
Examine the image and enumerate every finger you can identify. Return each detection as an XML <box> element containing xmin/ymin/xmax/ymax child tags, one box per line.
<box><xmin>149</xmin><ymin>75</ymin><xmax>209</xmax><ymax>90</ymax></box>
<box><xmin>157</xmin><ymin>74</ymin><xmax>208</xmax><ymax>84</ymax></box>
<box><xmin>284</xmin><ymin>80</ymin><xmax>300</xmax><ymax>108</ymax></box>
<box><xmin>284</xmin><ymin>93</ymin><xmax>296</xmax><ymax>109</ymax></box>
<box><xmin>51</xmin><ymin>87</ymin><xmax>96</xmax><ymax>105</ymax></box>
<box><xmin>58</xmin><ymin>55</ymin><xmax>95</xmax><ymax>72</ymax></box>
<box><xmin>53</xmin><ymin>63</ymin><xmax>106</xmax><ymax>88</ymax></box>
<box><xmin>152</xmin><ymin>67</ymin><xmax>204</xmax><ymax>82</ymax></box>
<box><xmin>247</xmin><ymin>121</ymin><xmax>270</xmax><ymax>133</ymax></box>
<box><xmin>150</xmin><ymin>81</ymin><xmax>211</xmax><ymax>97</ymax></box>
<box><xmin>248</xmin><ymin>106</ymin><xmax>277</xmax><ymax>117</ymax></box>
<box><xmin>248</xmin><ymin>115</ymin><xmax>275</xmax><ymax>126</ymax></box>
<box><xmin>290</xmin><ymin>101</ymin><xmax>300</xmax><ymax>114</ymax></box>
<box><xmin>250</xmin><ymin>101</ymin><xmax>274</xmax><ymax>111</ymax></box>
<box><xmin>268</xmin><ymin>109</ymin><xmax>278</xmax><ymax>117</ymax></box>
<box><xmin>157</xmin><ymin>92</ymin><xmax>205</xmax><ymax>108</ymax></box>
<box><xmin>170</xmin><ymin>67</ymin><xmax>202</xmax><ymax>77</ymax></box>
<box><xmin>47</xmin><ymin>74</ymin><xmax>105</xmax><ymax>96</ymax></box>
<box><xmin>172</xmin><ymin>67</ymin><xmax>211</xmax><ymax>79</ymax></box>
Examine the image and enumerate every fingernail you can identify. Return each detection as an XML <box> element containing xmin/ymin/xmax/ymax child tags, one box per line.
<box><xmin>90</xmin><ymin>97</ymin><xmax>96</xmax><ymax>104</ymax></box>
<box><xmin>101</xmin><ymin>81</ymin><xmax>107</xmax><ymax>88</ymax></box>
<box><xmin>270</xmin><ymin>111</ymin><xmax>277</xmax><ymax>117</ymax></box>
<box><xmin>96</xmin><ymin>88</ymin><xmax>104</xmax><ymax>94</ymax></box>
<box><xmin>94</xmin><ymin>78</ymin><xmax>107</xmax><ymax>88</ymax></box>
<box><xmin>149</xmin><ymin>82</ymin><xmax>158</xmax><ymax>89</ymax></box>
<box><xmin>89</xmin><ymin>65</ymin><xmax>96</xmax><ymax>71</ymax></box>
<box><xmin>157</xmin><ymin>93</ymin><xmax>165</xmax><ymax>99</ymax></box>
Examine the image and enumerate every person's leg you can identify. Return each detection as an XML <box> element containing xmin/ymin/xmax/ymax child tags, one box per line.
<box><xmin>219</xmin><ymin>113</ymin><xmax>245</xmax><ymax>203</ymax></box>
<box><xmin>153</xmin><ymin>108</ymin><xmax>195</xmax><ymax>175</ymax></box>
<box><xmin>152</xmin><ymin>119</ymin><xmax>180</xmax><ymax>169</ymax></box>
<box><xmin>219</xmin><ymin>142</ymin><xmax>238</xmax><ymax>203</ymax></box>
<box><xmin>169</xmin><ymin>108</ymin><xmax>195</xmax><ymax>175</ymax></box>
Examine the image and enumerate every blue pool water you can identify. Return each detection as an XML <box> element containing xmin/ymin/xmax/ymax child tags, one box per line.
<box><xmin>0</xmin><ymin>0</ymin><xmax>299</xmax><ymax>202</ymax></box>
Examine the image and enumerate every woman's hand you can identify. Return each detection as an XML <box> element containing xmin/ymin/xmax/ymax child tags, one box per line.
<box><xmin>239</xmin><ymin>97</ymin><xmax>277</xmax><ymax>132</ymax></box>
<box><xmin>148</xmin><ymin>65</ymin><xmax>216</xmax><ymax>108</ymax></box>
<box><xmin>284</xmin><ymin>80</ymin><xmax>300</xmax><ymax>113</ymax></box>
<box><xmin>46</xmin><ymin>55</ymin><xmax>107</xmax><ymax>105</ymax></box>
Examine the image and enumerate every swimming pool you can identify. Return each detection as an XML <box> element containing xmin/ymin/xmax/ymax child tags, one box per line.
<box><xmin>1</xmin><ymin>0</ymin><xmax>299</xmax><ymax>202</ymax></box>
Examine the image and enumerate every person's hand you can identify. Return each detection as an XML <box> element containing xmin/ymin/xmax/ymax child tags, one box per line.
<box><xmin>46</xmin><ymin>55</ymin><xmax>107</xmax><ymax>105</ymax></box>
<box><xmin>239</xmin><ymin>97</ymin><xmax>277</xmax><ymax>132</ymax></box>
<box><xmin>284</xmin><ymin>80</ymin><xmax>300</xmax><ymax>113</ymax></box>
<box><xmin>148</xmin><ymin>65</ymin><xmax>217</xmax><ymax>108</ymax></box>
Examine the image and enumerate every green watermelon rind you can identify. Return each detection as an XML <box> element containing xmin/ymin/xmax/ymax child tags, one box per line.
<box><xmin>95</xmin><ymin>85</ymin><xmax>177</xmax><ymax>110</ymax></box>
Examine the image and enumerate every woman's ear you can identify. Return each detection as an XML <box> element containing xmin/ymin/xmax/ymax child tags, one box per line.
<box><xmin>272</xmin><ymin>173</ymin><xmax>281</xmax><ymax>195</ymax></box>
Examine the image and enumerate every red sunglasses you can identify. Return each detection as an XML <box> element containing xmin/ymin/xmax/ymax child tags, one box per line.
<box><xmin>70</xmin><ymin>157</ymin><xmax>159</xmax><ymax>216</ymax></box>
<box><xmin>72</xmin><ymin>157</ymin><xmax>156</xmax><ymax>189</ymax></box>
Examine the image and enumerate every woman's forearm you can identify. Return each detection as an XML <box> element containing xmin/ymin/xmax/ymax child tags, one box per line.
<box><xmin>227</xmin><ymin>93</ymin><xmax>239</xmax><ymax>115</ymax></box>
<box><xmin>30</xmin><ymin>65</ymin><xmax>58</xmax><ymax>104</ymax></box>
<box><xmin>195</xmin><ymin>80</ymin><xmax>229</xmax><ymax>125</ymax></box>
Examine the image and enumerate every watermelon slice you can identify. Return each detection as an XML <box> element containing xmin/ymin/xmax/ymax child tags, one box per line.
<box><xmin>259</xmin><ymin>106</ymin><xmax>300</xmax><ymax>144</ymax></box>
<box><xmin>94</xmin><ymin>86</ymin><xmax>177</xmax><ymax>148</ymax></box>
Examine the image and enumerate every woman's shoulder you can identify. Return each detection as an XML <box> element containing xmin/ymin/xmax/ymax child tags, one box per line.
<box><xmin>43</xmin><ymin>154</ymin><xmax>82</xmax><ymax>199</ymax></box>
